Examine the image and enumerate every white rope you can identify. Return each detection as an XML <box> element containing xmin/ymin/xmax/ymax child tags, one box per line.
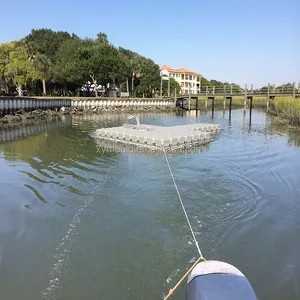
<box><xmin>162</xmin><ymin>147</ymin><xmax>202</xmax><ymax>257</ymax></box>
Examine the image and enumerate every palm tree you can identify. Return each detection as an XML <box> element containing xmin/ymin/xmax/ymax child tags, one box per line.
<box><xmin>34</xmin><ymin>54</ymin><xmax>50</xmax><ymax>96</ymax></box>
<box><xmin>96</xmin><ymin>32</ymin><xmax>109</xmax><ymax>44</ymax></box>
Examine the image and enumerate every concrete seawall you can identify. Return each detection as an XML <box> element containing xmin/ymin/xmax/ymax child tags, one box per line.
<box><xmin>0</xmin><ymin>98</ymin><xmax>175</xmax><ymax>116</ymax></box>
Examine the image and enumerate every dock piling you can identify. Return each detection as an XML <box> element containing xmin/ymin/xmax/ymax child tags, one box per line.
<box><xmin>244</xmin><ymin>84</ymin><xmax>247</xmax><ymax>109</ymax></box>
<box><xmin>293</xmin><ymin>82</ymin><xmax>296</xmax><ymax>99</ymax></box>
<box><xmin>249</xmin><ymin>96</ymin><xmax>253</xmax><ymax>118</ymax></box>
<box><xmin>267</xmin><ymin>83</ymin><xmax>270</xmax><ymax>112</ymax></box>
<box><xmin>223</xmin><ymin>85</ymin><xmax>226</xmax><ymax>109</ymax></box>
<box><xmin>188</xmin><ymin>85</ymin><xmax>191</xmax><ymax>110</ymax></box>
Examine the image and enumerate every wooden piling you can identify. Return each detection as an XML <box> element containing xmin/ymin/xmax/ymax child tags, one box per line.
<box><xmin>174</xmin><ymin>88</ymin><xmax>177</xmax><ymax>108</ymax></box>
<box><xmin>199</xmin><ymin>76</ymin><xmax>202</xmax><ymax>94</ymax></box>
<box><xmin>195</xmin><ymin>96</ymin><xmax>198</xmax><ymax>112</ymax></box>
<box><xmin>267</xmin><ymin>83</ymin><xmax>270</xmax><ymax>112</ymax></box>
<box><xmin>229</xmin><ymin>96</ymin><xmax>232</xmax><ymax>119</ymax></box>
<box><xmin>188</xmin><ymin>85</ymin><xmax>191</xmax><ymax>110</ymax></box>
<box><xmin>244</xmin><ymin>84</ymin><xmax>247</xmax><ymax>109</ymax></box>
<box><xmin>293</xmin><ymin>82</ymin><xmax>296</xmax><ymax>99</ymax></box>
<box><xmin>249</xmin><ymin>96</ymin><xmax>253</xmax><ymax>113</ymax></box>
<box><xmin>223</xmin><ymin>85</ymin><xmax>226</xmax><ymax>109</ymax></box>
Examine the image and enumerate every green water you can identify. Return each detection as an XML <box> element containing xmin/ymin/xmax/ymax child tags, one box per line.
<box><xmin>0</xmin><ymin>110</ymin><xmax>299</xmax><ymax>300</ymax></box>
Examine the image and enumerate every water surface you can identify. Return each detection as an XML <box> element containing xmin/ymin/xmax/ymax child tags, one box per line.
<box><xmin>0</xmin><ymin>110</ymin><xmax>299</xmax><ymax>300</ymax></box>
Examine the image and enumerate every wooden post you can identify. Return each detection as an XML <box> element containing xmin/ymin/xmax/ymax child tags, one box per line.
<box><xmin>212</xmin><ymin>97</ymin><xmax>215</xmax><ymax>114</ymax></box>
<box><xmin>229</xmin><ymin>96</ymin><xmax>232</xmax><ymax>120</ymax></box>
<box><xmin>244</xmin><ymin>84</ymin><xmax>247</xmax><ymax>109</ymax></box>
<box><xmin>132</xmin><ymin>74</ymin><xmax>134</xmax><ymax>96</ymax></box>
<box><xmin>249</xmin><ymin>96</ymin><xmax>253</xmax><ymax>112</ymax></box>
<box><xmin>188</xmin><ymin>85</ymin><xmax>191</xmax><ymax>110</ymax></box>
<box><xmin>223</xmin><ymin>85</ymin><xmax>226</xmax><ymax>109</ymax></box>
<box><xmin>230</xmin><ymin>85</ymin><xmax>233</xmax><ymax>95</ymax></box>
<box><xmin>206</xmin><ymin>86</ymin><xmax>208</xmax><ymax>96</ymax></box>
<box><xmin>293</xmin><ymin>82</ymin><xmax>296</xmax><ymax>99</ymax></box>
<box><xmin>196</xmin><ymin>96</ymin><xmax>198</xmax><ymax>112</ymax></box>
<box><xmin>199</xmin><ymin>76</ymin><xmax>202</xmax><ymax>94</ymax></box>
<box><xmin>267</xmin><ymin>83</ymin><xmax>270</xmax><ymax>112</ymax></box>
<box><xmin>173</xmin><ymin>88</ymin><xmax>177</xmax><ymax>109</ymax></box>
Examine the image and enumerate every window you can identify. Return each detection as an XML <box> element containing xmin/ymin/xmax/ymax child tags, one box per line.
<box><xmin>181</xmin><ymin>74</ymin><xmax>184</xmax><ymax>80</ymax></box>
<box><xmin>185</xmin><ymin>89</ymin><xmax>188</xmax><ymax>94</ymax></box>
<box><xmin>193</xmin><ymin>83</ymin><xmax>195</xmax><ymax>87</ymax></box>
<box><xmin>181</xmin><ymin>82</ymin><xmax>184</xmax><ymax>87</ymax></box>
<box><xmin>185</xmin><ymin>82</ymin><xmax>188</xmax><ymax>87</ymax></box>
<box><xmin>185</xmin><ymin>74</ymin><xmax>189</xmax><ymax>80</ymax></box>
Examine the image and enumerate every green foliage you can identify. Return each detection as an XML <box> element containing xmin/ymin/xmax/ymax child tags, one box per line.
<box><xmin>24</xmin><ymin>28</ymin><xmax>73</xmax><ymax>60</ymax></box>
<box><xmin>162</xmin><ymin>78</ymin><xmax>181</xmax><ymax>95</ymax></box>
<box><xmin>1</xmin><ymin>28</ymin><xmax>164</xmax><ymax>96</ymax></box>
<box><xmin>96</xmin><ymin>32</ymin><xmax>109</xmax><ymax>44</ymax></box>
<box><xmin>0</xmin><ymin>42</ymin><xmax>38</xmax><ymax>95</ymax></box>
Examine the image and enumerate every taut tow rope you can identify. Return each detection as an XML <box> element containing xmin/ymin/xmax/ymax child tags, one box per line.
<box><xmin>162</xmin><ymin>147</ymin><xmax>206</xmax><ymax>300</ymax></box>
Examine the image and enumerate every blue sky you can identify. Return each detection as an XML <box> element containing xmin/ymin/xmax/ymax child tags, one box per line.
<box><xmin>1</xmin><ymin>0</ymin><xmax>299</xmax><ymax>87</ymax></box>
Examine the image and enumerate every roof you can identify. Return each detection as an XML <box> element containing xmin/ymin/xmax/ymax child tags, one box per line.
<box><xmin>160</xmin><ymin>65</ymin><xmax>202</xmax><ymax>77</ymax></box>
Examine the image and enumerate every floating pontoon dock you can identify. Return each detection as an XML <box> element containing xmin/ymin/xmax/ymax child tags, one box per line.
<box><xmin>94</xmin><ymin>123</ymin><xmax>220</xmax><ymax>151</ymax></box>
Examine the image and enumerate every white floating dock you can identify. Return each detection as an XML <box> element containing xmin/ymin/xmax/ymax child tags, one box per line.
<box><xmin>94</xmin><ymin>123</ymin><xmax>220</xmax><ymax>151</ymax></box>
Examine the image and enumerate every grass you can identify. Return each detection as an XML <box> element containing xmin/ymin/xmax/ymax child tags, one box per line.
<box><xmin>271</xmin><ymin>97</ymin><xmax>300</xmax><ymax>126</ymax></box>
<box><xmin>190</xmin><ymin>96</ymin><xmax>269</xmax><ymax>108</ymax></box>
<box><xmin>184</xmin><ymin>96</ymin><xmax>296</xmax><ymax>110</ymax></box>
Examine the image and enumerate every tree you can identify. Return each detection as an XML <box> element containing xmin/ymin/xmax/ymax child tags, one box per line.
<box><xmin>0</xmin><ymin>42</ymin><xmax>14</xmax><ymax>93</ymax></box>
<box><xmin>162</xmin><ymin>78</ymin><xmax>181</xmax><ymax>96</ymax></box>
<box><xmin>96</xmin><ymin>32</ymin><xmax>109</xmax><ymax>44</ymax></box>
<box><xmin>135</xmin><ymin>59</ymin><xmax>161</xmax><ymax>97</ymax></box>
<box><xmin>25</xmin><ymin>28</ymin><xmax>72</xmax><ymax>60</ymax></box>
<box><xmin>34</xmin><ymin>54</ymin><xmax>51</xmax><ymax>95</ymax></box>
<box><xmin>67</xmin><ymin>43</ymin><xmax>126</xmax><ymax>97</ymax></box>
<box><xmin>2</xmin><ymin>42</ymin><xmax>38</xmax><ymax>96</ymax></box>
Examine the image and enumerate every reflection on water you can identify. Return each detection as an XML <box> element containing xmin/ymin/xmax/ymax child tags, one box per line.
<box><xmin>0</xmin><ymin>117</ymin><xmax>71</xmax><ymax>143</ymax></box>
<box><xmin>271</xmin><ymin>125</ymin><xmax>300</xmax><ymax>148</ymax></box>
<box><xmin>0</xmin><ymin>110</ymin><xmax>300</xmax><ymax>300</ymax></box>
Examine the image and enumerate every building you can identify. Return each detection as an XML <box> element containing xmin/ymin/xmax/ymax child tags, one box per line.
<box><xmin>160</xmin><ymin>65</ymin><xmax>202</xmax><ymax>95</ymax></box>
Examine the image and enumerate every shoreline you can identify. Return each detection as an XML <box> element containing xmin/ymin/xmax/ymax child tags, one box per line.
<box><xmin>0</xmin><ymin>106</ymin><xmax>176</xmax><ymax>127</ymax></box>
